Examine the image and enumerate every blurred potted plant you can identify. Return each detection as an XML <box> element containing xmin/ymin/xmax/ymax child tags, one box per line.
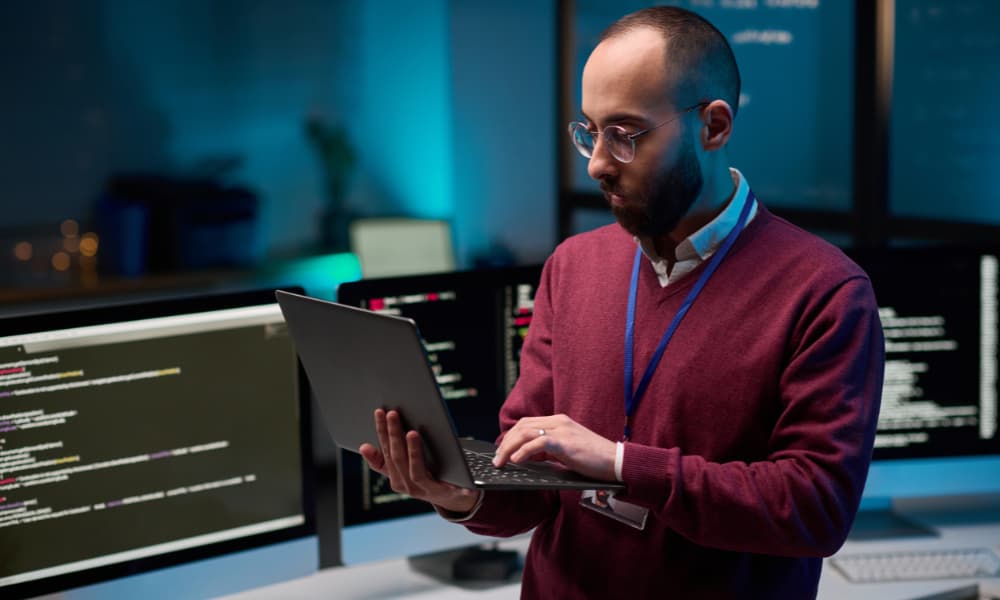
<box><xmin>305</xmin><ymin>115</ymin><xmax>356</xmax><ymax>252</ymax></box>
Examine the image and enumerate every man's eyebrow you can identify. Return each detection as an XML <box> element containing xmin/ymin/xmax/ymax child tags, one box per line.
<box><xmin>579</xmin><ymin>111</ymin><xmax>648</xmax><ymax>127</ymax></box>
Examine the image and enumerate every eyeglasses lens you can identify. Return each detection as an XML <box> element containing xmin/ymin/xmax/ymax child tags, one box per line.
<box><xmin>569</xmin><ymin>123</ymin><xmax>637</xmax><ymax>163</ymax></box>
<box><xmin>603</xmin><ymin>128</ymin><xmax>633</xmax><ymax>163</ymax></box>
<box><xmin>571</xmin><ymin>124</ymin><xmax>595</xmax><ymax>158</ymax></box>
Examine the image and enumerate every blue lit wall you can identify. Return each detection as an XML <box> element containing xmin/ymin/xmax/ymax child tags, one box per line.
<box><xmin>349</xmin><ymin>0</ymin><xmax>453</xmax><ymax>221</ymax></box>
<box><xmin>100</xmin><ymin>0</ymin><xmax>355</xmax><ymax>260</ymax></box>
<box><xmin>2</xmin><ymin>1</ymin><xmax>359</xmax><ymax>258</ymax></box>
<box><xmin>451</xmin><ymin>0</ymin><xmax>563</xmax><ymax>262</ymax></box>
<box><xmin>0</xmin><ymin>0</ymin><xmax>557</xmax><ymax>269</ymax></box>
<box><xmin>448</xmin><ymin>1</ymin><xmax>557</xmax><ymax>266</ymax></box>
<box><xmin>347</xmin><ymin>0</ymin><xmax>556</xmax><ymax>266</ymax></box>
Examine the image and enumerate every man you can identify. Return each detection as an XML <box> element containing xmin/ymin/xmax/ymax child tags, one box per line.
<box><xmin>361</xmin><ymin>6</ymin><xmax>884</xmax><ymax>598</ymax></box>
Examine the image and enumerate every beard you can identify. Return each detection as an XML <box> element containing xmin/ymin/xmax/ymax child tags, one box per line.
<box><xmin>604</xmin><ymin>134</ymin><xmax>704</xmax><ymax>239</ymax></box>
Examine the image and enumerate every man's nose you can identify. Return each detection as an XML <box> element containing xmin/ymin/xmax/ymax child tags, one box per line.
<box><xmin>587</xmin><ymin>135</ymin><xmax>619</xmax><ymax>181</ymax></box>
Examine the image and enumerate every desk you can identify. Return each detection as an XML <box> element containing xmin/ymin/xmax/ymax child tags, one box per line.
<box><xmin>218</xmin><ymin>539</ymin><xmax>527</xmax><ymax>600</ymax></box>
<box><xmin>220</xmin><ymin>498</ymin><xmax>1000</xmax><ymax>600</ymax></box>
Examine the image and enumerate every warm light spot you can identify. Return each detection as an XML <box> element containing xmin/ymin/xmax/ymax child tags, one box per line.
<box><xmin>61</xmin><ymin>219</ymin><xmax>79</xmax><ymax>238</ymax></box>
<box><xmin>80</xmin><ymin>233</ymin><xmax>99</xmax><ymax>257</ymax></box>
<box><xmin>51</xmin><ymin>252</ymin><xmax>72</xmax><ymax>271</ymax></box>
<box><xmin>14</xmin><ymin>242</ymin><xmax>32</xmax><ymax>261</ymax></box>
<box><xmin>63</xmin><ymin>236</ymin><xmax>80</xmax><ymax>253</ymax></box>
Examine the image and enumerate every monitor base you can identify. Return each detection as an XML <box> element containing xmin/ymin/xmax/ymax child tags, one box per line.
<box><xmin>848</xmin><ymin>507</ymin><xmax>938</xmax><ymax>541</ymax></box>
<box><xmin>408</xmin><ymin>543</ymin><xmax>522</xmax><ymax>584</ymax></box>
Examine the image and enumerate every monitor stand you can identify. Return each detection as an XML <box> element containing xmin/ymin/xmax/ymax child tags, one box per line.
<box><xmin>407</xmin><ymin>543</ymin><xmax>521</xmax><ymax>585</ymax></box>
<box><xmin>847</xmin><ymin>497</ymin><xmax>938</xmax><ymax>541</ymax></box>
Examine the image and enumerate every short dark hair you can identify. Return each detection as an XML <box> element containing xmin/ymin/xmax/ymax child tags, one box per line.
<box><xmin>600</xmin><ymin>6</ymin><xmax>741</xmax><ymax>115</ymax></box>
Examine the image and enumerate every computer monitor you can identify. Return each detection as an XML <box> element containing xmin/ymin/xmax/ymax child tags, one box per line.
<box><xmin>847</xmin><ymin>245</ymin><xmax>1000</xmax><ymax>539</ymax></box>
<box><xmin>334</xmin><ymin>264</ymin><xmax>542</xmax><ymax>565</ymax></box>
<box><xmin>0</xmin><ymin>288</ymin><xmax>316</xmax><ymax>598</ymax></box>
<box><xmin>349</xmin><ymin>218</ymin><xmax>456</xmax><ymax>279</ymax></box>
<box><xmin>889</xmin><ymin>0</ymin><xmax>1000</xmax><ymax>226</ymax></box>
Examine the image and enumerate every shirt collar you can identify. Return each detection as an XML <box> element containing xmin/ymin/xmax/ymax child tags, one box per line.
<box><xmin>637</xmin><ymin>167</ymin><xmax>753</xmax><ymax>264</ymax></box>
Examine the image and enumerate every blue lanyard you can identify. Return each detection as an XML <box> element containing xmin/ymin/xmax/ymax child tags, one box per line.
<box><xmin>622</xmin><ymin>191</ymin><xmax>755</xmax><ymax>440</ymax></box>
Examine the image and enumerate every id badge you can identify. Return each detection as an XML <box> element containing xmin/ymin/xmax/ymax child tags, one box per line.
<box><xmin>580</xmin><ymin>489</ymin><xmax>648</xmax><ymax>530</ymax></box>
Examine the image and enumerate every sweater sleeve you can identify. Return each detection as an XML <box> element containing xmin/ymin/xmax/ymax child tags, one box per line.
<box><xmin>459</xmin><ymin>259</ymin><xmax>561</xmax><ymax>537</ymax></box>
<box><xmin>620</xmin><ymin>276</ymin><xmax>884</xmax><ymax>557</ymax></box>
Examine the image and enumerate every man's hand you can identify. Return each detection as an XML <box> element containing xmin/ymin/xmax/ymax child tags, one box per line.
<box><xmin>492</xmin><ymin>414</ymin><xmax>617</xmax><ymax>482</ymax></box>
<box><xmin>359</xmin><ymin>408</ymin><xmax>481</xmax><ymax>515</ymax></box>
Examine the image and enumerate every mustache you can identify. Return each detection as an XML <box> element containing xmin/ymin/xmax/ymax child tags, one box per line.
<box><xmin>600</xmin><ymin>181</ymin><xmax>623</xmax><ymax>196</ymax></box>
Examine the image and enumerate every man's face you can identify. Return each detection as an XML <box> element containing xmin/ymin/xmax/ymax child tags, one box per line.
<box><xmin>581</xmin><ymin>29</ymin><xmax>704</xmax><ymax>238</ymax></box>
<box><xmin>604</xmin><ymin>129</ymin><xmax>703</xmax><ymax>238</ymax></box>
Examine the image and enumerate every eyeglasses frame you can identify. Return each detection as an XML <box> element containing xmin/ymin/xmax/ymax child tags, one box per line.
<box><xmin>568</xmin><ymin>101</ymin><xmax>709</xmax><ymax>164</ymax></box>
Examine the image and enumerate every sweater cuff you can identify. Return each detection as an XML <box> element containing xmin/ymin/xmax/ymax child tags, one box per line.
<box><xmin>621</xmin><ymin>442</ymin><xmax>679</xmax><ymax>506</ymax></box>
<box><xmin>434</xmin><ymin>490</ymin><xmax>485</xmax><ymax>522</ymax></box>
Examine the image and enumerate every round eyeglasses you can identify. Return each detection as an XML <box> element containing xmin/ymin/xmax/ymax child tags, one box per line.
<box><xmin>567</xmin><ymin>102</ymin><xmax>707</xmax><ymax>164</ymax></box>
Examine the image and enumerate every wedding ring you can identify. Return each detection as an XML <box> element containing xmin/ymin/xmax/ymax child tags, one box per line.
<box><xmin>538</xmin><ymin>428</ymin><xmax>546</xmax><ymax>437</ymax></box>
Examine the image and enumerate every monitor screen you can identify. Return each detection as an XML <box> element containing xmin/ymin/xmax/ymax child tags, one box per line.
<box><xmin>0</xmin><ymin>289</ymin><xmax>315</xmax><ymax>598</ymax></box>
<box><xmin>889</xmin><ymin>0</ymin><xmax>1000</xmax><ymax>225</ymax></box>
<box><xmin>847</xmin><ymin>246</ymin><xmax>1000</xmax><ymax>534</ymax></box>
<box><xmin>334</xmin><ymin>265</ymin><xmax>542</xmax><ymax>564</ymax></box>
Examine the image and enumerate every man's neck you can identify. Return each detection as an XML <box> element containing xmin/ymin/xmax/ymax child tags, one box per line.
<box><xmin>652</xmin><ymin>168</ymin><xmax>738</xmax><ymax>261</ymax></box>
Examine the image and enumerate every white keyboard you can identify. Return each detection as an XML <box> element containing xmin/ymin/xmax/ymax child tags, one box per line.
<box><xmin>831</xmin><ymin>547</ymin><xmax>1000</xmax><ymax>583</ymax></box>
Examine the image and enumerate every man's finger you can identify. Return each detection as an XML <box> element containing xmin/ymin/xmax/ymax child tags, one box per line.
<box><xmin>493</xmin><ymin>424</ymin><xmax>538</xmax><ymax>467</ymax></box>
<box><xmin>405</xmin><ymin>430</ymin><xmax>431</xmax><ymax>484</ymax></box>
<box><xmin>373</xmin><ymin>408</ymin><xmax>390</xmax><ymax>461</ymax></box>
<box><xmin>359</xmin><ymin>442</ymin><xmax>387</xmax><ymax>474</ymax></box>
<box><xmin>386</xmin><ymin>410</ymin><xmax>410</xmax><ymax>475</ymax></box>
<box><xmin>510</xmin><ymin>436</ymin><xmax>551</xmax><ymax>464</ymax></box>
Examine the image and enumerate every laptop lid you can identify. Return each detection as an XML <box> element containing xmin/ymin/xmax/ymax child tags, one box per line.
<box><xmin>276</xmin><ymin>290</ymin><xmax>476</xmax><ymax>488</ymax></box>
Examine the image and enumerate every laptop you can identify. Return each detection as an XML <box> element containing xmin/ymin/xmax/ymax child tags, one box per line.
<box><xmin>275</xmin><ymin>290</ymin><xmax>623</xmax><ymax>491</ymax></box>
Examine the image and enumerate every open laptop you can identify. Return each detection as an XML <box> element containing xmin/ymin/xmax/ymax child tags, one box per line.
<box><xmin>275</xmin><ymin>290</ymin><xmax>623</xmax><ymax>491</ymax></box>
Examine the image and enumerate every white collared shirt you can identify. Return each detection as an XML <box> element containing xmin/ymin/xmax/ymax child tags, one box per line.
<box><xmin>636</xmin><ymin>167</ymin><xmax>757</xmax><ymax>288</ymax></box>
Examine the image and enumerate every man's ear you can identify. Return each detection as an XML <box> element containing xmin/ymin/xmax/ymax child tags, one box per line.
<box><xmin>700</xmin><ymin>100</ymin><xmax>733</xmax><ymax>151</ymax></box>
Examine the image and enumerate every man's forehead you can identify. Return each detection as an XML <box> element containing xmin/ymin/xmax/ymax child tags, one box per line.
<box><xmin>581</xmin><ymin>28</ymin><xmax>676</xmax><ymax>119</ymax></box>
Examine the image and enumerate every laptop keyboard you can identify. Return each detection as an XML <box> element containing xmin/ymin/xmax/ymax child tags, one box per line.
<box><xmin>463</xmin><ymin>448</ymin><xmax>559</xmax><ymax>485</ymax></box>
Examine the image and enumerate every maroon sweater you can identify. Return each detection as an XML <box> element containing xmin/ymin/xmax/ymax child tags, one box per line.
<box><xmin>462</xmin><ymin>206</ymin><xmax>884</xmax><ymax>599</ymax></box>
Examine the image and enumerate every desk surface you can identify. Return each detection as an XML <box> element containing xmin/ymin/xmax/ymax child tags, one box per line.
<box><xmin>219</xmin><ymin>497</ymin><xmax>1000</xmax><ymax>600</ymax></box>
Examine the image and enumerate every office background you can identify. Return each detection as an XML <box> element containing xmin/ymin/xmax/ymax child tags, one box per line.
<box><xmin>3</xmin><ymin>0</ymin><xmax>1000</xmax><ymax>296</ymax></box>
<box><xmin>2</xmin><ymin>0</ymin><xmax>999</xmax><ymax>597</ymax></box>
<box><xmin>0</xmin><ymin>0</ymin><xmax>556</xmax><ymax>294</ymax></box>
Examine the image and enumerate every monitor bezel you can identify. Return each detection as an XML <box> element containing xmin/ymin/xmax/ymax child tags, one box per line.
<box><xmin>0</xmin><ymin>286</ymin><xmax>316</xmax><ymax>599</ymax></box>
